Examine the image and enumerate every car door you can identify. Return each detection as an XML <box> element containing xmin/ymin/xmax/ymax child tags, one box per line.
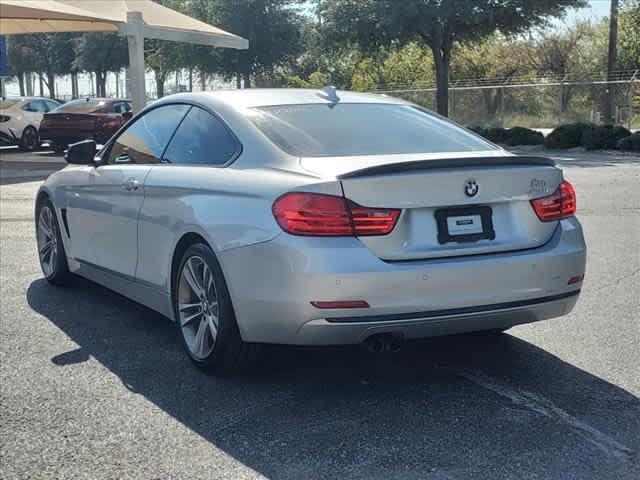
<box><xmin>64</xmin><ymin>104</ymin><xmax>190</xmax><ymax>277</ymax></box>
<box><xmin>18</xmin><ymin>101</ymin><xmax>46</xmax><ymax>136</ymax></box>
<box><xmin>136</xmin><ymin>105</ymin><xmax>242</xmax><ymax>291</ymax></box>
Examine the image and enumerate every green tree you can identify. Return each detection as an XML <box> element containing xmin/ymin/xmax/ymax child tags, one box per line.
<box><xmin>199</xmin><ymin>0</ymin><xmax>305</xmax><ymax>87</ymax></box>
<box><xmin>452</xmin><ymin>36</ymin><xmax>530</xmax><ymax>120</ymax></box>
<box><xmin>73</xmin><ymin>33</ymin><xmax>128</xmax><ymax>97</ymax></box>
<box><xmin>321</xmin><ymin>0</ymin><xmax>586</xmax><ymax>116</ymax></box>
<box><xmin>145</xmin><ymin>40</ymin><xmax>187</xmax><ymax>98</ymax></box>
<box><xmin>7</xmin><ymin>34</ymin><xmax>76</xmax><ymax>98</ymax></box>
<box><xmin>7</xmin><ymin>36</ymin><xmax>38</xmax><ymax>96</ymax></box>
<box><xmin>619</xmin><ymin>0</ymin><xmax>640</xmax><ymax>70</ymax></box>
<box><xmin>523</xmin><ymin>22</ymin><xmax>606</xmax><ymax>118</ymax></box>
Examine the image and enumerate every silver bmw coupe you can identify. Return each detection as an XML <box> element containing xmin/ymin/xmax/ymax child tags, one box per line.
<box><xmin>35</xmin><ymin>88</ymin><xmax>586</xmax><ymax>372</ymax></box>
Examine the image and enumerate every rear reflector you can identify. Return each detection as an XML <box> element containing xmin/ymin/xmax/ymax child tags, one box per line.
<box><xmin>311</xmin><ymin>300</ymin><xmax>370</xmax><ymax>309</ymax></box>
<box><xmin>531</xmin><ymin>180</ymin><xmax>576</xmax><ymax>222</ymax></box>
<box><xmin>568</xmin><ymin>274</ymin><xmax>584</xmax><ymax>285</ymax></box>
<box><xmin>273</xmin><ymin>192</ymin><xmax>400</xmax><ymax>236</ymax></box>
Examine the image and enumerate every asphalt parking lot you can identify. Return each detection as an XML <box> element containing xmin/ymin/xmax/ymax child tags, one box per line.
<box><xmin>1</xmin><ymin>147</ymin><xmax>639</xmax><ymax>479</ymax></box>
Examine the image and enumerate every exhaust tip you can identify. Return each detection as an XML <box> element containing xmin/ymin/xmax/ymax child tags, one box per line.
<box><xmin>362</xmin><ymin>332</ymin><xmax>404</xmax><ymax>353</ymax></box>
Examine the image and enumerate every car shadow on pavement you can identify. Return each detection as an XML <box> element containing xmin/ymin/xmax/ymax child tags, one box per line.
<box><xmin>27</xmin><ymin>277</ymin><xmax>639</xmax><ymax>480</ymax></box>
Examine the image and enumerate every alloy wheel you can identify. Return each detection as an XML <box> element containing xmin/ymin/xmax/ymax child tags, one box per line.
<box><xmin>178</xmin><ymin>255</ymin><xmax>219</xmax><ymax>360</ymax></box>
<box><xmin>37</xmin><ymin>206</ymin><xmax>58</xmax><ymax>277</ymax></box>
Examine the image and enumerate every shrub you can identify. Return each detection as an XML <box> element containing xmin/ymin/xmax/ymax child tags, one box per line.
<box><xmin>468</xmin><ymin>126</ymin><xmax>488</xmax><ymax>137</ymax></box>
<box><xmin>617</xmin><ymin>133</ymin><xmax>640</xmax><ymax>151</ymax></box>
<box><xmin>467</xmin><ymin>126</ymin><xmax>509</xmax><ymax>144</ymax></box>
<box><xmin>503</xmin><ymin>127</ymin><xmax>544</xmax><ymax>146</ymax></box>
<box><xmin>544</xmin><ymin>122</ymin><xmax>594</xmax><ymax>149</ymax></box>
<box><xmin>581</xmin><ymin>125</ymin><xmax>632</xmax><ymax>150</ymax></box>
<box><xmin>483</xmin><ymin>127</ymin><xmax>510</xmax><ymax>144</ymax></box>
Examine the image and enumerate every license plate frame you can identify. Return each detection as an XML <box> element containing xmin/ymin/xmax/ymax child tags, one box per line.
<box><xmin>434</xmin><ymin>206</ymin><xmax>495</xmax><ymax>245</ymax></box>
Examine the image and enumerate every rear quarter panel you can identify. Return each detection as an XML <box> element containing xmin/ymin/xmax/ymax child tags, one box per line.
<box><xmin>136</xmin><ymin>165</ymin><xmax>339</xmax><ymax>294</ymax></box>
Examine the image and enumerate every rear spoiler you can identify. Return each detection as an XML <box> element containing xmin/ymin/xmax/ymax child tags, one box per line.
<box><xmin>337</xmin><ymin>156</ymin><xmax>557</xmax><ymax>179</ymax></box>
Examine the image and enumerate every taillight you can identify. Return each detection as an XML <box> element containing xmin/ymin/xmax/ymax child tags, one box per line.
<box><xmin>530</xmin><ymin>180</ymin><xmax>576</xmax><ymax>222</ymax></box>
<box><xmin>272</xmin><ymin>192</ymin><xmax>400</xmax><ymax>236</ymax></box>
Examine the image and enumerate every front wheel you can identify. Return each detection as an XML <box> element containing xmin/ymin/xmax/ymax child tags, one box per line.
<box><xmin>36</xmin><ymin>198</ymin><xmax>71</xmax><ymax>285</ymax></box>
<box><xmin>174</xmin><ymin>243</ymin><xmax>258</xmax><ymax>374</ymax></box>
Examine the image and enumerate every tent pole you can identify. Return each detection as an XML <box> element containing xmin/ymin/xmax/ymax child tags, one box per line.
<box><xmin>126</xmin><ymin>11</ymin><xmax>146</xmax><ymax>113</ymax></box>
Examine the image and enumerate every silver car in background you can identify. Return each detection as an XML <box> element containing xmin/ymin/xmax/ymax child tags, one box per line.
<box><xmin>35</xmin><ymin>88</ymin><xmax>586</xmax><ymax>373</ymax></box>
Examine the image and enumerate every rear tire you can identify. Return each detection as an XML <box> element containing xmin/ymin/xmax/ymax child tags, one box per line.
<box><xmin>19</xmin><ymin>126</ymin><xmax>39</xmax><ymax>152</ymax></box>
<box><xmin>35</xmin><ymin>197</ymin><xmax>71</xmax><ymax>286</ymax></box>
<box><xmin>173</xmin><ymin>243</ymin><xmax>259</xmax><ymax>374</ymax></box>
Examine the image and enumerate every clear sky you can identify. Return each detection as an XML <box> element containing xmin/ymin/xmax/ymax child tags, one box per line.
<box><xmin>563</xmin><ymin>0</ymin><xmax>611</xmax><ymax>24</ymax></box>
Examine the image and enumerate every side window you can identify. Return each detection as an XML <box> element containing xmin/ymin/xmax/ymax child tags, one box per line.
<box><xmin>44</xmin><ymin>101</ymin><xmax>59</xmax><ymax>112</ymax></box>
<box><xmin>33</xmin><ymin>101</ymin><xmax>49</xmax><ymax>112</ymax></box>
<box><xmin>163</xmin><ymin>107</ymin><xmax>239</xmax><ymax>166</ymax></box>
<box><xmin>106</xmin><ymin>104</ymin><xmax>190</xmax><ymax>165</ymax></box>
<box><xmin>113</xmin><ymin>102</ymin><xmax>131</xmax><ymax>114</ymax></box>
<box><xmin>22</xmin><ymin>101</ymin><xmax>45</xmax><ymax>112</ymax></box>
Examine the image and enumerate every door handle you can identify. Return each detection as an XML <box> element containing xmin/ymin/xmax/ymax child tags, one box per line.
<box><xmin>121</xmin><ymin>178</ymin><xmax>140</xmax><ymax>191</ymax></box>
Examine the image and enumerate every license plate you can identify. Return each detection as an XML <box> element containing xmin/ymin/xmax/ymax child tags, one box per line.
<box><xmin>435</xmin><ymin>206</ymin><xmax>495</xmax><ymax>244</ymax></box>
<box><xmin>446</xmin><ymin>214</ymin><xmax>483</xmax><ymax>236</ymax></box>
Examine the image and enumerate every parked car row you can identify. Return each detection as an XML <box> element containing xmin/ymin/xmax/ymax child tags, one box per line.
<box><xmin>0</xmin><ymin>96</ymin><xmax>132</xmax><ymax>152</ymax></box>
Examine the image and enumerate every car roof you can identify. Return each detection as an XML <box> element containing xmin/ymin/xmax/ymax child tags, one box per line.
<box><xmin>2</xmin><ymin>96</ymin><xmax>58</xmax><ymax>102</ymax></box>
<box><xmin>64</xmin><ymin>98</ymin><xmax>131</xmax><ymax>103</ymax></box>
<box><xmin>162</xmin><ymin>88</ymin><xmax>408</xmax><ymax>110</ymax></box>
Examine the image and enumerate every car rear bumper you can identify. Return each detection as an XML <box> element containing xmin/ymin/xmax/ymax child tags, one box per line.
<box><xmin>38</xmin><ymin>128</ymin><xmax>91</xmax><ymax>145</ymax></box>
<box><xmin>219</xmin><ymin>217</ymin><xmax>586</xmax><ymax>345</ymax></box>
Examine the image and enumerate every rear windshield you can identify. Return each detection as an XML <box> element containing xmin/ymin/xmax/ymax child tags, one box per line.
<box><xmin>0</xmin><ymin>99</ymin><xmax>19</xmax><ymax>109</ymax></box>
<box><xmin>53</xmin><ymin>99</ymin><xmax>106</xmax><ymax>114</ymax></box>
<box><xmin>247</xmin><ymin>103</ymin><xmax>497</xmax><ymax>157</ymax></box>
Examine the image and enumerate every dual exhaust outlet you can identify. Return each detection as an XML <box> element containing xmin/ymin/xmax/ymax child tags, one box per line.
<box><xmin>361</xmin><ymin>332</ymin><xmax>404</xmax><ymax>353</ymax></box>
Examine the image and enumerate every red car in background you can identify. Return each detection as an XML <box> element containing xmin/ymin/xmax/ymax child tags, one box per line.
<box><xmin>39</xmin><ymin>98</ymin><xmax>132</xmax><ymax>152</ymax></box>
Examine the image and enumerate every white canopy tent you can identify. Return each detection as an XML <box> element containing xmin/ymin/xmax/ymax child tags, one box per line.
<box><xmin>0</xmin><ymin>0</ymin><xmax>248</xmax><ymax>112</ymax></box>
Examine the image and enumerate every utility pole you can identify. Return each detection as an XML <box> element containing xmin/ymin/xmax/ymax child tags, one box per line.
<box><xmin>604</xmin><ymin>0</ymin><xmax>619</xmax><ymax>124</ymax></box>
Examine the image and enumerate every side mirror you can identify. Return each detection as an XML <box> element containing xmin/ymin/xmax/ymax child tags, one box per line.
<box><xmin>122</xmin><ymin>111</ymin><xmax>133</xmax><ymax>121</ymax></box>
<box><xmin>65</xmin><ymin>139</ymin><xmax>96</xmax><ymax>165</ymax></box>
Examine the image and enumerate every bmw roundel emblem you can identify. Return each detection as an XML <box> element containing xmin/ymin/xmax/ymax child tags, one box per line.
<box><xmin>464</xmin><ymin>179</ymin><xmax>479</xmax><ymax>197</ymax></box>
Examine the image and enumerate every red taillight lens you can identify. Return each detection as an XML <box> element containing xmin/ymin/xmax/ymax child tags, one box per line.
<box><xmin>530</xmin><ymin>180</ymin><xmax>576</xmax><ymax>222</ymax></box>
<box><xmin>272</xmin><ymin>192</ymin><xmax>400</xmax><ymax>237</ymax></box>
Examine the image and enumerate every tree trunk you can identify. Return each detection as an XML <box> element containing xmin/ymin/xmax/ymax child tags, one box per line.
<box><xmin>95</xmin><ymin>72</ymin><xmax>105</xmax><ymax>97</ymax></box>
<box><xmin>200</xmin><ymin>70</ymin><xmax>206</xmax><ymax>91</ymax></box>
<box><xmin>45</xmin><ymin>72</ymin><xmax>56</xmax><ymax>99</ymax></box>
<box><xmin>484</xmin><ymin>89</ymin><xmax>500</xmax><ymax>118</ymax></box>
<box><xmin>154</xmin><ymin>69</ymin><xmax>165</xmax><ymax>98</ymax></box>
<box><xmin>431</xmin><ymin>44</ymin><xmax>450</xmax><ymax>117</ymax></box>
<box><xmin>603</xmin><ymin>0</ymin><xmax>619</xmax><ymax>124</ymax></box>
<box><xmin>100</xmin><ymin>72</ymin><xmax>108</xmax><ymax>97</ymax></box>
<box><xmin>71</xmin><ymin>72</ymin><xmax>78</xmax><ymax>99</ymax></box>
<box><xmin>189</xmin><ymin>68</ymin><xmax>193</xmax><ymax>92</ymax></box>
<box><xmin>236</xmin><ymin>71</ymin><xmax>242</xmax><ymax>89</ymax></box>
<box><xmin>38</xmin><ymin>74</ymin><xmax>44</xmax><ymax>97</ymax></box>
<box><xmin>241</xmin><ymin>51</ymin><xmax>251</xmax><ymax>89</ymax></box>
<box><xmin>17</xmin><ymin>73</ymin><xmax>25</xmax><ymax>96</ymax></box>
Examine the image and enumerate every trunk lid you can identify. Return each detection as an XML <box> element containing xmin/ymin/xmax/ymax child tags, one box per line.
<box><xmin>301</xmin><ymin>153</ymin><xmax>562</xmax><ymax>261</ymax></box>
<box><xmin>41</xmin><ymin>113</ymin><xmax>97</xmax><ymax>134</ymax></box>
